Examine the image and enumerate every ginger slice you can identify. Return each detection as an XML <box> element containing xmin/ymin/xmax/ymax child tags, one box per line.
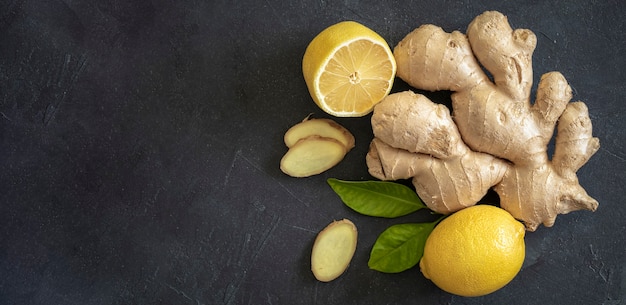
<box><xmin>280</xmin><ymin>136</ymin><xmax>348</xmax><ymax>177</ymax></box>
<box><xmin>311</xmin><ymin>219</ymin><xmax>358</xmax><ymax>282</ymax></box>
<box><xmin>284</xmin><ymin>118</ymin><xmax>355</xmax><ymax>149</ymax></box>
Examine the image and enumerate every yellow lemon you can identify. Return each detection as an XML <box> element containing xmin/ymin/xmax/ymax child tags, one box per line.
<box><xmin>302</xmin><ymin>21</ymin><xmax>396</xmax><ymax>117</ymax></box>
<box><xmin>420</xmin><ymin>205</ymin><xmax>525</xmax><ymax>297</ymax></box>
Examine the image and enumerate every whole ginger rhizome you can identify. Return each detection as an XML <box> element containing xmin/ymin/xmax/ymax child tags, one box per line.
<box><xmin>367</xmin><ymin>11</ymin><xmax>599</xmax><ymax>231</ymax></box>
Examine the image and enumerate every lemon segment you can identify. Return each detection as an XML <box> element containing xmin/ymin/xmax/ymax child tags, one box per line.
<box><xmin>302</xmin><ymin>21</ymin><xmax>396</xmax><ymax>117</ymax></box>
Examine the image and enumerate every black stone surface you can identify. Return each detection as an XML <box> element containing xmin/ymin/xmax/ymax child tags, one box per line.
<box><xmin>1</xmin><ymin>1</ymin><xmax>624</xmax><ymax>304</ymax></box>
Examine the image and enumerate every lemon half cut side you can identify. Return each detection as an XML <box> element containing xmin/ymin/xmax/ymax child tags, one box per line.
<box><xmin>302</xmin><ymin>21</ymin><xmax>396</xmax><ymax>117</ymax></box>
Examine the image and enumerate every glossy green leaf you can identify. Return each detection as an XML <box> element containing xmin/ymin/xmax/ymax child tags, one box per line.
<box><xmin>327</xmin><ymin>178</ymin><xmax>425</xmax><ymax>218</ymax></box>
<box><xmin>368</xmin><ymin>221</ymin><xmax>438</xmax><ymax>273</ymax></box>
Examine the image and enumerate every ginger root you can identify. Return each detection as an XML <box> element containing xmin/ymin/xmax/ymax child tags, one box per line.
<box><xmin>368</xmin><ymin>11</ymin><xmax>599</xmax><ymax>231</ymax></box>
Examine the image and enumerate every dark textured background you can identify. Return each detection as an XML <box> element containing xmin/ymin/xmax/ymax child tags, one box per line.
<box><xmin>1</xmin><ymin>0</ymin><xmax>624</xmax><ymax>304</ymax></box>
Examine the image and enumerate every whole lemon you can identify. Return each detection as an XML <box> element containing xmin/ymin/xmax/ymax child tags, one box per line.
<box><xmin>420</xmin><ymin>205</ymin><xmax>525</xmax><ymax>297</ymax></box>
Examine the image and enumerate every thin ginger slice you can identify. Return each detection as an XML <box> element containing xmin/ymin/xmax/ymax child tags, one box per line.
<box><xmin>284</xmin><ymin>118</ymin><xmax>355</xmax><ymax>149</ymax></box>
<box><xmin>280</xmin><ymin>136</ymin><xmax>348</xmax><ymax>177</ymax></box>
<box><xmin>311</xmin><ymin>219</ymin><xmax>358</xmax><ymax>282</ymax></box>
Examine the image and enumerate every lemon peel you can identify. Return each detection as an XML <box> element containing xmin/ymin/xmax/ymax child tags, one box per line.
<box><xmin>420</xmin><ymin>205</ymin><xmax>525</xmax><ymax>297</ymax></box>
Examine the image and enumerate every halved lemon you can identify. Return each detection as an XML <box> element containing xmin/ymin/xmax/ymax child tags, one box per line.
<box><xmin>302</xmin><ymin>21</ymin><xmax>396</xmax><ymax>117</ymax></box>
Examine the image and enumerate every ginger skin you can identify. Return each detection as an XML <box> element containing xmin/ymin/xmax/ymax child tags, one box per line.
<box><xmin>372</xmin><ymin>11</ymin><xmax>599</xmax><ymax>231</ymax></box>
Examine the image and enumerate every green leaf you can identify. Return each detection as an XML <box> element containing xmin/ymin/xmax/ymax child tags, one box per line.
<box><xmin>327</xmin><ymin>178</ymin><xmax>425</xmax><ymax>218</ymax></box>
<box><xmin>368</xmin><ymin>221</ymin><xmax>438</xmax><ymax>273</ymax></box>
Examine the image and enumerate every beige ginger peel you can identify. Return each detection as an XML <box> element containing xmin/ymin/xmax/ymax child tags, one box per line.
<box><xmin>368</xmin><ymin>11</ymin><xmax>599</xmax><ymax>231</ymax></box>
